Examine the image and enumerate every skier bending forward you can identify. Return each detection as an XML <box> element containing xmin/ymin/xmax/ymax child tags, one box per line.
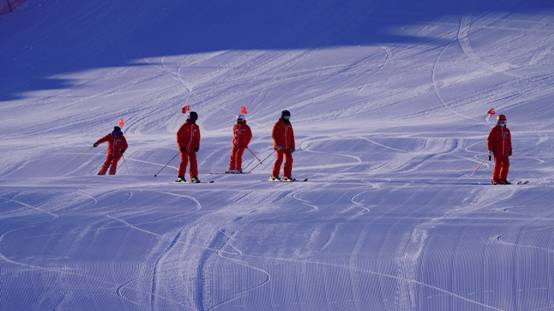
<box><xmin>93</xmin><ymin>126</ymin><xmax>128</xmax><ymax>175</ymax></box>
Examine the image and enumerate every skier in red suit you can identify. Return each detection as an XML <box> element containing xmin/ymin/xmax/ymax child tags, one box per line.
<box><xmin>271</xmin><ymin>110</ymin><xmax>295</xmax><ymax>181</ymax></box>
<box><xmin>488</xmin><ymin>114</ymin><xmax>512</xmax><ymax>185</ymax></box>
<box><xmin>93</xmin><ymin>126</ymin><xmax>128</xmax><ymax>175</ymax></box>
<box><xmin>227</xmin><ymin>114</ymin><xmax>252</xmax><ymax>174</ymax></box>
<box><xmin>176</xmin><ymin>111</ymin><xmax>201</xmax><ymax>183</ymax></box>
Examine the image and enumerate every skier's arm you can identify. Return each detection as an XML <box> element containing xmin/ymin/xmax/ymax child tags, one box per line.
<box><xmin>195</xmin><ymin>126</ymin><xmax>201</xmax><ymax>151</ymax></box>
<box><xmin>487</xmin><ymin>129</ymin><xmax>495</xmax><ymax>152</ymax></box>
<box><xmin>94</xmin><ymin>134</ymin><xmax>110</xmax><ymax>147</ymax></box>
<box><xmin>290</xmin><ymin>126</ymin><xmax>295</xmax><ymax>151</ymax></box>
<box><xmin>233</xmin><ymin>125</ymin><xmax>239</xmax><ymax>146</ymax></box>
<box><xmin>121</xmin><ymin>136</ymin><xmax>128</xmax><ymax>153</ymax></box>
<box><xmin>245</xmin><ymin>126</ymin><xmax>252</xmax><ymax>147</ymax></box>
<box><xmin>176</xmin><ymin>126</ymin><xmax>186</xmax><ymax>151</ymax></box>
<box><xmin>507</xmin><ymin>129</ymin><xmax>512</xmax><ymax>156</ymax></box>
<box><xmin>272</xmin><ymin>123</ymin><xmax>283</xmax><ymax>149</ymax></box>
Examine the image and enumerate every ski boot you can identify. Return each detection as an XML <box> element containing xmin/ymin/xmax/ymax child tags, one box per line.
<box><xmin>190</xmin><ymin>177</ymin><xmax>201</xmax><ymax>183</ymax></box>
<box><xmin>176</xmin><ymin>177</ymin><xmax>186</xmax><ymax>183</ymax></box>
<box><xmin>282</xmin><ymin>177</ymin><xmax>296</xmax><ymax>182</ymax></box>
<box><xmin>269</xmin><ymin>176</ymin><xmax>281</xmax><ymax>182</ymax></box>
<box><xmin>225</xmin><ymin>169</ymin><xmax>237</xmax><ymax>174</ymax></box>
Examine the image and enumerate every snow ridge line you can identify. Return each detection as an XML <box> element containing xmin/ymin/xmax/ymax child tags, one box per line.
<box><xmin>0</xmin><ymin>195</ymin><xmax>59</xmax><ymax>219</ymax></box>
<box><xmin>151</xmin><ymin>229</ymin><xmax>186</xmax><ymax>310</ymax></box>
<box><xmin>240</xmin><ymin>253</ymin><xmax>505</xmax><ymax>311</ymax></box>
<box><xmin>457</xmin><ymin>15</ymin><xmax>523</xmax><ymax>79</ymax></box>
<box><xmin>207</xmin><ymin>230</ymin><xmax>271</xmax><ymax>311</ymax></box>
<box><xmin>291</xmin><ymin>190</ymin><xmax>320</xmax><ymax>212</ymax></box>
<box><xmin>105</xmin><ymin>215</ymin><xmax>189</xmax><ymax>308</ymax></box>
<box><xmin>432</xmin><ymin>40</ymin><xmax>479</xmax><ymax>122</ymax></box>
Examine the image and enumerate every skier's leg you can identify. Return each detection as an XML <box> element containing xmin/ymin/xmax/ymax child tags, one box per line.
<box><xmin>109</xmin><ymin>155</ymin><xmax>121</xmax><ymax>175</ymax></box>
<box><xmin>284</xmin><ymin>151</ymin><xmax>294</xmax><ymax>178</ymax></box>
<box><xmin>189</xmin><ymin>152</ymin><xmax>198</xmax><ymax>178</ymax></box>
<box><xmin>178</xmin><ymin>152</ymin><xmax>188</xmax><ymax>178</ymax></box>
<box><xmin>492</xmin><ymin>155</ymin><xmax>502</xmax><ymax>182</ymax></box>
<box><xmin>236</xmin><ymin>147</ymin><xmax>246</xmax><ymax>171</ymax></box>
<box><xmin>229</xmin><ymin>145</ymin><xmax>238</xmax><ymax>170</ymax></box>
<box><xmin>98</xmin><ymin>154</ymin><xmax>113</xmax><ymax>175</ymax></box>
<box><xmin>500</xmin><ymin>157</ymin><xmax>510</xmax><ymax>181</ymax></box>
<box><xmin>272</xmin><ymin>150</ymin><xmax>284</xmax><ymax>178</ymax></box>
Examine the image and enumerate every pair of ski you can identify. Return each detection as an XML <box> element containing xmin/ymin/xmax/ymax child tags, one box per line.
<box><xmin>269</xmin><ymin>177</ymin><xmax>309</xmax><ymax>183</ymax></box>
<box><xmin>219</xmin><ymin>171</ymin><xmax>309</xmax><ymax>182</ymax></box>
<box><xmin>492</xmin><ymin>180</ymin><xmax>529</xmax><ymax>185</ymax></box>
<box><xmin>175</xmin><ymin>179</ymin><xmax>215</xmax><ymax>184</ymax></box>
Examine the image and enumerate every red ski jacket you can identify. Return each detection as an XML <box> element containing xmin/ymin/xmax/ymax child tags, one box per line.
<box><xmin>488</xmin><ymin>125</ymin><xmax>512</xmax><ymax>157</ymax></box>
<box><xmin>177</xmin><ymin>121</ymin><xmax>201</xmax><ymax>152</ymax></box>
<box><xmin>272</xmin><ymin>119</ymin><xmax>295</xmax><ymax>151</ymax></box>
<box><xmin>95</xmin><ymin>134</ymin><xmax>128</xmax><ymax>157</ymax></box>
<box><xmin>233</xmin><ymin>123</ymin><xmax>252</xmax><ymax>148</ymax></box>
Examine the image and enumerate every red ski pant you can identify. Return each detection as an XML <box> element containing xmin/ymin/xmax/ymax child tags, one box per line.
<box><xmin>178</xmin><ymin>151</ymin><xmax>198</xmax><ymax>178</ymax></box>
<box><xmin>272</xmin><ymin>150</ymin><xmax>293</xmax><ymax>178</ymax></box>
<box><xmin>492</xmin><ymin>155</ymin><xmax>510</xmax><ymax>182</ymax></box>
<box><xmin>229</xmin><ymin>146</ymin><xmax>246</xmax><ymax>170</ymax></box>
<box><xmin>98</xmin><ymin>154</ymin><xmax>121</xmax><ymax>175</ymax></box>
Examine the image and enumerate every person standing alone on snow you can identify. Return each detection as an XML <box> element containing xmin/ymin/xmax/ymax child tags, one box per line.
<box><xmin>488</xmin><ymin>114</ymin><xmax>512</xmax><ymax>185</ymax></box>
<box><xmin>176</xmin><ymin>111</ymin><xmax>201</xmax><ymax>183</ymax></box>
<box><xmin>227</xmin><ymin>114</ymin><xmax>252</xmax><ymax>174</ymax></box>
<box><xmin>271</xmin><ymin>110</ymin><xmax>295</xmax><ymax>181</ymax></box>
<box><xmin>93</xmin><ymin>126</ymin><xmax>128</xmax><ymax>175</ymax></box>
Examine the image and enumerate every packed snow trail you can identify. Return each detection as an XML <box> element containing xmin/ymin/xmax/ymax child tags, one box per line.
<box><xmin>1</xmin><ymin>0</ymin><xmax>554</xmax><ymax>310</ymax></box>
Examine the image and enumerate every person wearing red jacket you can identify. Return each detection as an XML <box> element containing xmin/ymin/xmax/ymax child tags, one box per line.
<box><xmin>227</xmin><ymin>114</ymin><xmax>252</xmax><ymax>174</ymax></box>
<box><xmin>271</xmin><ymin>110</ymin><xmax>295</xmax><ymax>181</ymax></box>
<box><xmin>488</xmin><ymin>114</ymin><xmax>512</xmax><ymax>185</ymax></box>
<box><xmin>93</xmin><ymin>126</ymin><xmax>128</xmax><ymax>175</ymax></box>
<box><xmin>176</xmin><ymin>111</ymin><xmax>201</xmax><ymax>183</ymax></box>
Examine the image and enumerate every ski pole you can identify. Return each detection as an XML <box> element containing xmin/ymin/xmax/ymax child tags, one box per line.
<box><xmin>121</xmin><ymin>155</ymin><xmax>130</xmax><ymax>174</ymax></box>
<box><xmin>471</xmin><ymin>159</ymin><xmax>486</xmax><ymax>176</ymax></box>
<box><xmin>246</xmin><ymin>147</ymin><xmax>263</xmax><ymax>163</ymax></box>
<box><xmin>246</xmin><ymin>151</ymin><xmax>274</xmax><ymax>174</ymax></box>
<box><xmin>154</xmin><ymin>152</ymin><xmax>179</xmax><ymax>177</ymax></box>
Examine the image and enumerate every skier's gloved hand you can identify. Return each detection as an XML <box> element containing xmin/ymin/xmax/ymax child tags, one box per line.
<box><xmin>276</xmin><ymin>144</ymin><xmax>282</xmax><ymax>151</ymax></box>
<box><xmin>121</xmin><ymin>149</ymin><xmax>126</xmax><ymax>155</ymax></box>
<box><xmin>488</xmin><ymin>152</ymin><xmax>492</xmax><ymax>161</ymax></box>
<box><xmin>180</xmin><ymin>147</ymin><xmax>186</xmax><ymax>152</ymax></box>
<box><xmin>93</xmin><ymin>143</ymin><xmax>98</xmax><ymax>148</ymax></box>
<box><xmin>509</xmin><ymin>151</ymin><xmax>512</xmax><ymax>156</ymax></box>
<box><xmin>291</xmin><ymin>147</ymin><xmax>296</xmax><ymax>153</ymax></box>
<box><xmin>194</xmin><ymin>147</ymin><xmax>199</xmax><ymax>152</ymax></box>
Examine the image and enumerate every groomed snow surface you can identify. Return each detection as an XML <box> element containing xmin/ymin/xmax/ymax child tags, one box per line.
<box><xmin>1</xmin><ymin>0</ymin><xmax>554</xmax><ymax>310</ymax></box>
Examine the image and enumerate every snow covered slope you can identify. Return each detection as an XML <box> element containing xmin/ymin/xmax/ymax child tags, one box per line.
<box><xmin>1</xmin><ymin>0</ymin><xmax>554</xmax><ymax>310</ymax></box>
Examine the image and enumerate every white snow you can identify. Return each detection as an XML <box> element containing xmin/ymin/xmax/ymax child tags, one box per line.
<box><xmin>1</xmin><ymin>0</ymin><xmax>554</xmax><ymax>310</ymax></box>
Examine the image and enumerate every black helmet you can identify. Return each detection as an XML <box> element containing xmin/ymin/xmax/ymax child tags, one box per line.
<box><xmin>188</xmin><ymin>111</ymin><xmax>198</xmax><ymax>122</ymax></box>
<box><xmin>281</xmin><ymin>110</ymin><xmax>291</xmax><ymax>119</ymax></box>
<box><xmin>112</xmin><ymin>126</ymin><xmax>122</xmax><ymax>136</ymax></box>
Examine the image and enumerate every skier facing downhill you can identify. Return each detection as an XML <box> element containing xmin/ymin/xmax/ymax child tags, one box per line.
<box><xmin>271</xmin><ymin>110</ymin><xmax>295</xmax><ymax>181</ymax></box>
<box><xmin>227</xmin><ymin>114</ymin><xmax>252</xmax><ymax>174</ymax></box>
<box><xmin>93</xmin><ymin>126</ymin><xmax>128</xmax><ymax>175</ymax></box>
<box><xmin>488</xmin><ymin>114</ymin><xmax>512</xmax><ymax>185</ymax></box>
<box><xmin>176</xmin><ymin>111</ymin><xmax>201</xmax><ymax>183</ymax></box>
